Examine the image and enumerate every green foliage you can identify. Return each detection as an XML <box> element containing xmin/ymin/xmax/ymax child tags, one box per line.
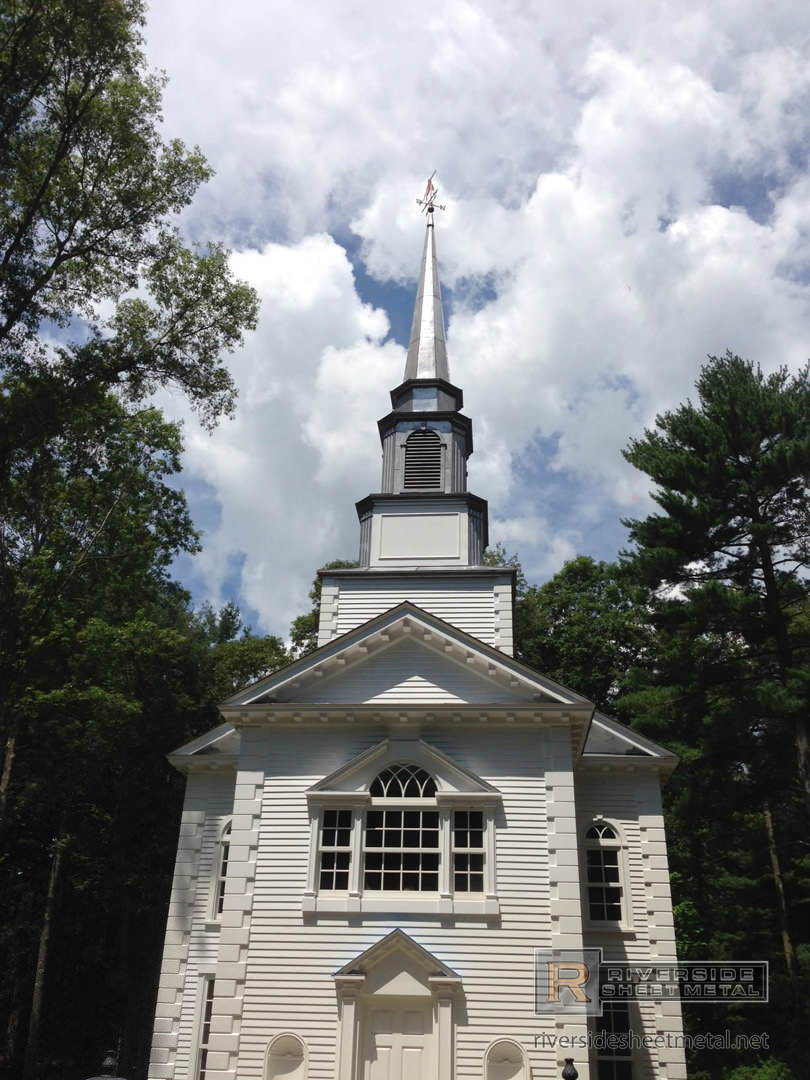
<box><xmin>620</xmin><ymin>351</ymin><xmax>810</xmax><ymax>1076</ymax></box>
<box><xmin>193</xmin><ymin>602</ymin><xmax>288</xmax><ymax>700</ymax></box>
<box><xmin>289</xmin><ymin>559</ymin><xmax>359</xmax><ymax>658</ymax></box>
<box><xmin>483</xmin><ymin>541</ymin><xmax>527</xmax><ymax>595</ymax></box>
<box><xmin>722</xmin><ymin>1063</ymin><xmax>793</xmax><ymax>1080</ymax></box>
<box><xmin>0</xmin><ymin>2</ymin><xmax>261</xmax><ymax>1074</ymax></box>
<box><xmin>0</xmin><ymin>0</ymin><xmax>259</xmax><ymax>440</ymax></box>
<box><xmin>513</xmin><ymin>555</ymin><xmax>650</xmax><ymax>711</ymax></box>
<box><xmin>623</xmin><ymin>352</ymin><xmax>810</xmax><ymax>809</ymax></box>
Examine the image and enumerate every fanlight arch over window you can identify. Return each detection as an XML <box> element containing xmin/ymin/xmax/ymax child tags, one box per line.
<box><xmin>586</xmin><ymin>823</ymin><xmax>617</xmax><ymax>841</ymax></box>
<box><xmin>403</xmin><ymin>428</ymin><xmax>442</xmax><ymax>489</ymax></box>
<box><xmin>370</xmin><ymin>764</ymin><xmax>437</xmax><ymax>798</ymax></box>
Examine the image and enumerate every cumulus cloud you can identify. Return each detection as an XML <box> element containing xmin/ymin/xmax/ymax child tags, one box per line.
<box><xmin>145</xmin><ymin>0</ymin><xmax>810</xmax><ymax>635</ymax></box>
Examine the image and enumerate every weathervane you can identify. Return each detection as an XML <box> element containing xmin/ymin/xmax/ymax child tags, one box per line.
<box><xmin>416</xmin><ymin>171</ymin><xmax>446</xmax><ymax>214</ymax></box>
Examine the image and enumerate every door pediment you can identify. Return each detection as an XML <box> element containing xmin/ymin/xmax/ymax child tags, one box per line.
<box><xmin>335</xmin><ymin>928</ymin><xmax>461</xmax><ymax>991</ymax></box>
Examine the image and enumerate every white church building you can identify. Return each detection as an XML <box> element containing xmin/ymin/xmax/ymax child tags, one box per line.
<box><xmin>147</xmin><ymin>200</ymin><xmax>686</xmax><ymax>1080</ymax></box>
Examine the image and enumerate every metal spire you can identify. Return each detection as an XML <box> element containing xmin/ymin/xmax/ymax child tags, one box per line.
<box><xmin>404</xmin><ymin>175</ymin><xmax>450</xmax><ymax>382</ymax></box>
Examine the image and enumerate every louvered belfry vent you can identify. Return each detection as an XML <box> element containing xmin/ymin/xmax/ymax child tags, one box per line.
<box><xmin>404</xmin><ymin>429</ymin><xmax>442</xmax><ymax>490</ymax></box>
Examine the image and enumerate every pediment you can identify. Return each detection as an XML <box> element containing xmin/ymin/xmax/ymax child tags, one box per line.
<box><xmin>223</xmin><ymin>603</ymin><xmax>591</xmax><ymax>709</ymax></box>
<box><xmin>335</xmin><ymin>929</ymin><xmax>461</xmax><ymax>996</ymax></box>
<box><xmin>307</xmin><ymin>736</ymin><xmax>500</xmax><ymax>802</ymax></box>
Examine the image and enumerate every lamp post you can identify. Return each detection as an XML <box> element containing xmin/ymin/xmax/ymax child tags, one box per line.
<box><xmin>561</xmin><ymin>1059</ymin><xmax>578</xmax><ymax>1080</ymax></box>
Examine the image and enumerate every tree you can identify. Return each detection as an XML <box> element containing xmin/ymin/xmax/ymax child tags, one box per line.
<box><xmin>620</xmin><ymin>352</ymin><xmax>810</xmax><ymax>1076</ymax></box>
<box><xmin>512</xmin><ymin>555</ymin><xmax>650</xmax><ymax>712</ymax></box>
<box><xmin>622</xmin><ymin>352</ymin><xmax>810</xmax><ymax>817</ymax></box>
<box><xmin>194</xmin><ymin>601</ymin><xmax>288</xmax><ymax>700</ymax></box>
<box><xmin>0</xmin><ymin>390</ymin><xmax>288</xmax><ymax>1076</ymax></box>
<box><xmin>289</xmin><ymin>560</ymin><xmax>359</xmax><ymax>658</ymax></box>
<box><xmin>0</xmin><ymin>394</ymin><xmax>198</xmax><ymax>1076</ymax></box>
<box><xmin>0</xmin><ymin>7</ymin><xmax>262</xmax><ymax>1070</ymax></box>
<box><xmin>0</xmin><ymin>0</ymin><xmax>258</xmax><ymax>456</ymax></box>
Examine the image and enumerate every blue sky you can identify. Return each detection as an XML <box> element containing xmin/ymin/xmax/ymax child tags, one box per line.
<box><xmin>144</xmin><ymin>0</ymin><xmax>810</xmax><ymax>638</ymax></box>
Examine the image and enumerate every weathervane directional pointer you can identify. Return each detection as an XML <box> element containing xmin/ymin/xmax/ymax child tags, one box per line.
<box><xmin>416</xmin><ymin>170</ymin><xmax>446</xmax><ymax>214</ymax></box>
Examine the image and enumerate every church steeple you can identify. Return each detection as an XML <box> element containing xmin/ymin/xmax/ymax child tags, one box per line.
<box><xmin>404</xmin><ymin>215</ymin><xmax>450</xmax><ymax>382</ymax></box>
<box><xmin>352</xmin><ymin>177</ymin><xmax>488</xmax><ymax>570</ymax></box>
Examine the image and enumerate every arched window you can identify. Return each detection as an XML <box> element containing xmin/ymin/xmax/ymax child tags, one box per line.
<box><xmin>584</xmin><ymin>821</ymin><xmax>623</xmax><ymax>922</ymax></box>
<box><xmin>214</xmin><ymin>821</ymin><xmax>232</xmax><ymax>917</ymax></box>
<box><xmin>403</xmin><ymin>429</ymin><xmax>442</xmax><ymax>489</ymax></box>
<box><xmin>370</xmin><ymin>763</ymin><xmax>437</xmax><ymax>797</ymax></box>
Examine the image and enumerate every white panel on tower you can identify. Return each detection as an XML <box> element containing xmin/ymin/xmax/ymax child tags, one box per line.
<box><xmin>379</xmin><ymin>513</ymin><xmax>460</xmax><ymax>560</ymax></box>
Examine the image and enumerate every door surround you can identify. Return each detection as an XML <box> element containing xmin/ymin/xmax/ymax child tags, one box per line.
<box><xmin>334</xmin><ymin>930</ymin><xmax>462</xmax><ymax>1080</ymax></box>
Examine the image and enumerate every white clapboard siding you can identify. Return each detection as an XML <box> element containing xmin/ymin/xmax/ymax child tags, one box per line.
<box><xmin>152</xmin><ymin>725</ymin><xmax>684</xmax><ymax>1080</ymax></box>
<box><xmin>232</xmin><ymin>726</ymin><xmax>560</xmax><ymax>1080</ymax></box>
<box><xmin>331</xmin><ymin>578</ymin><xmax>503</xmax><ymax>643</ymax></box>
<box><xmin>290</xmin><ymin>638</ymin><xmax>528</xmax><ymax>704</ymax></box>
<box><xmin>576</xmin><ymin>770</ymin><xmax>683</xmax><ymax>1080</ymax></box>
<box><xmin>163</xmin><ymin>773</ymin><xmax>234</xmax><ymax>1080</ymax></box>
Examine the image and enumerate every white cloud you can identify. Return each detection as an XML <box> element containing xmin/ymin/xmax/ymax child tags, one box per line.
<box><xmin>145</xmin><ymin>0</ymin><xmax>810</xmax><ymax>635</ymax></box>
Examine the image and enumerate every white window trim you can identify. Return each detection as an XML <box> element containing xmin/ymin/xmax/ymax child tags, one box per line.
<box><xmin>592</xmin><ymin>999</ymin><xmax>635</xmax><ymax>1080</ymax></box>
<box><xmin>304</xmin><ymin>790</ymin><xmax>500</xmax><ymax>916</ymax></box>
<box><xmin>205</xmin><ymin>817</ymin><xmax>232</xmax><ymax>925</ymax></box>
<box><xmin>304</xmin><ymin>740</ymin><xmax>502</xmax><ymax>916</ymax></box>
<box><xmin>582</xmin><ymin>817</ymin><xmax>632</xmax><ymax>932</ymax></box>
<box><xmin>191</xmin><ymin>971</ymin><xmax>216</xmax><ymax>1080</ymax></box>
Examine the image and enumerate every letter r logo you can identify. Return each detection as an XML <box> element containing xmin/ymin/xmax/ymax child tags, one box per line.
<box><xmin>547</xmin><ymin>961</ymin><xmax>591</xmax><ymax>1003</ymax></box>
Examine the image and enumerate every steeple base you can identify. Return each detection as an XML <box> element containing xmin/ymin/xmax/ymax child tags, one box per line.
<box><xmin>316</xmin><ymin>566</ymin><xmax>516</xmax><ymax>654</ymax></box>
<box><xmin>356</xmin><ymin>493</ymin><xmax>488</xmax><ymax>568</ymax></box>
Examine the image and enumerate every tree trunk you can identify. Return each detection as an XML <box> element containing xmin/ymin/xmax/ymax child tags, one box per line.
<box><xmin>763</xmin><ymin>801</ymin><xmax>797</xmax><ymax>977</ymax></box>
<box><xmin>22</xmin><ymin>834</ymin><xmax>67</xmax><ymax>1080</ymax></box>
<box><xmin>0</xmin><ymin>710</ymin><xmax>19</xmax><ymax>839</ymax></box>
<box><xmin>754</xmin><ymin>536</ymin><xmax>810</xmax><ymax>819</ymax></box>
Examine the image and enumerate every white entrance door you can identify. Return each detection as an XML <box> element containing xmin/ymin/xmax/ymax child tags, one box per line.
<box><xmin>362</xmin><ymin>1001</ymin><xmax>434</xmax><ymax>1080</ymax></box>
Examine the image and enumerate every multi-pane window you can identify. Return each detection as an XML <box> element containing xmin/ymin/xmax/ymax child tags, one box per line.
<box><xmin>595</xmin><ymin>1001</ymin><xmax>633</xmax><ymax>1080</ymax></box>
<box><xmin>312</xmin><ymin>764</ymin><xmax>494</xmax><ymax>900</ymax></box>
<box><xmin>453</xmin><ymin>810</ymin><xmax>484</xmax><ymax>892</ymax></box>
<box><xmin>318</xmin><ymin>809</ymin><xmax>352</xmax><ymax>890</ymax></box>
<box><xmin>364</xmin><ymin>809</ymin><xmax>440</xmax><ymax>891</ymax></box>
<box><xmin>196</xmin><ymin>977</ymin><xmax>215</xmax><ymax>1080</ymax></box>
<box><xmin>215</xmin><ymin>822</ymin><xmax>231</xmax><ymax>916</ymax></box>
<box><xmin>585</xmin><ymin>823</ymin><xmax>622</xmax><ymax>921</ymax></box>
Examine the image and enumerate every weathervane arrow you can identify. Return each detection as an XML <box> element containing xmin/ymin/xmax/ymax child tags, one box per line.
<box><xmin>415</xmin><ymin>170</ymin><xmax>446</xmax><ymax>214</ymax></box>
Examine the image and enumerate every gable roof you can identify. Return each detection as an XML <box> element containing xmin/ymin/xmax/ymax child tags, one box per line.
<box><xmin>334</xmin><ymin>928</ymin><xmax>461</xmax><ymax>984</ymax></box>
<box><xmin>167</xmin><ymin>603</ymin><xmax>678</xmax><ymax>774</ymax></box>
<box><xmin>222</xmin><ymin>602</ymin><xmax>592</xmax><ymax>709</ymax></box>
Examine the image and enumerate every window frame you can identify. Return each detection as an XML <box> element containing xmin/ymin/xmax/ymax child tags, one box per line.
<box><xmin>207</xmin><ymin>818</ymin><xmax>232</xmax><ymax>924</ymax></box>
<box><xmin>582</xmin><ymin>818</ymin><xmax>629</xmax><ymax>930</ymax></box>
<box><xmin>305</xmin><ymin>763</ymin><xmax>499</xmax><ymax>916</ymax></box>
<box><xmin>593</xmin><ymin>1000</ymin><xmax>634</xmax><ymax>1080</ymax></box>
<box><xmin>193</xmin><ymin>974</ymin><xmax>216</xmax><ymax>1080</ymax></box>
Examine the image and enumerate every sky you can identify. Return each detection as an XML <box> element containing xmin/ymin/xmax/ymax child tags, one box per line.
<box><xmin>143</xmin><ymin>0</ymin><xmax>810</xmax><ymax>639</ymax></box>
